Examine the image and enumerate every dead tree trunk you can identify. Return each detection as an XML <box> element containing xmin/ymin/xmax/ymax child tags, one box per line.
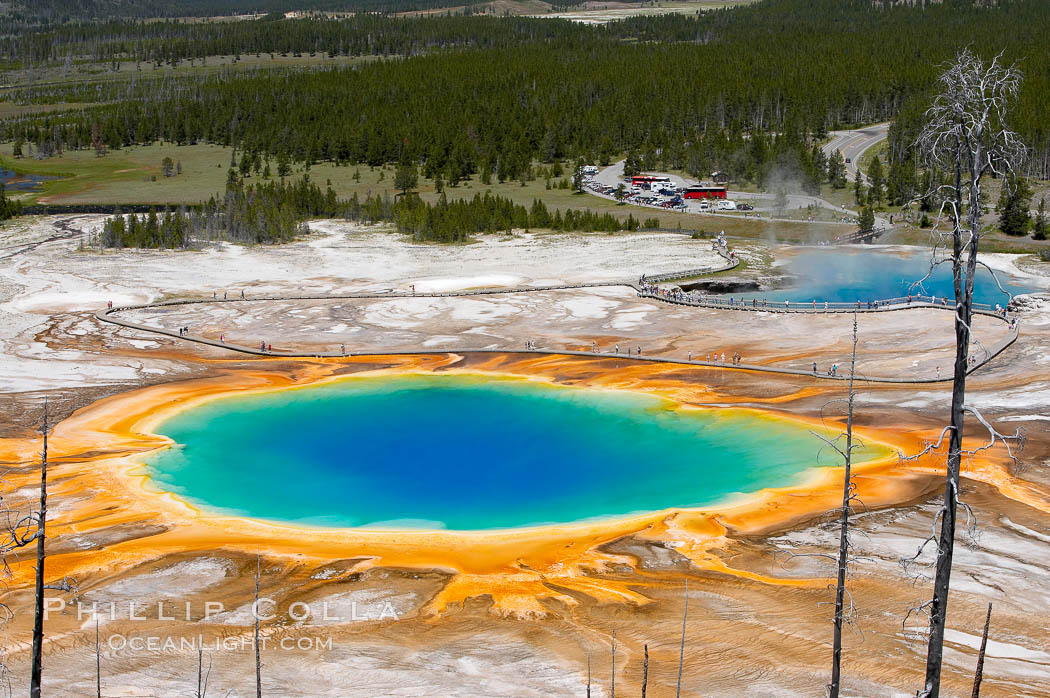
<box><xmin>30</xmin><ymin>399</ymin><xmax>48</xmax><ymax>698</ymax></box>
<box><xmin>586</xmin><ymin>652</ymin><xmax>591</xmax><ymax>698</ymax></box>
<box><xmin>96</xmin><ymin>618</ymin><xmax>101</xmax><ymax>698</ymax></box>
<box><xmin>922</xmin><ymin>152</ymin><xmax>970</xmax><ymax>698</ymax></box>
<box><xmin>914</xmin><ymin>49</ymin><xmax>1025</xmax><ymax>698</ymax></box>
<box><xmin>676</xmin><ymin>579</ymin><xmax>688</xmax><ymax>698</ymax></box>
<box><xmin>971</xmin><ymin>603</ymin><xmax>992</xmax><ymax>698</ymax></box>
<box><xmin>829</xmin><ymin>316</ymin><xmax>859</xmax><ymax>698</ymax></box>
<box><xmin>641</xmin><ymin>644</ymin><xmax>648</xmax><ymax>698</ymax></box>
<box><xmin>255</xmin><ymin>555</ymin><xmax>262</xmax><ymax>698</ymax></box>
<box><xmin>610</xmin><ymin>631</ymin><xmax>615</xmax><ymax>698</ymax></box>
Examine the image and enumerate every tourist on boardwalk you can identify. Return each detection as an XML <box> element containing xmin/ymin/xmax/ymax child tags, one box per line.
<box><xmin>813</xmin><ymin>362</ymin><xmax>817</xmax><ymax>374</ymax></box>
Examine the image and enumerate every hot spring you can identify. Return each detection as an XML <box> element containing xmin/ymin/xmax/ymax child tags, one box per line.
<box><xmin>734</xmin><ymin>248</ymin><xmax>1039</xmax><ymax>305</ymax></box>
<box><xmin>143</xmin><ymin>374</ymin><xmax>891</xmax><ymax>531</ymax></box>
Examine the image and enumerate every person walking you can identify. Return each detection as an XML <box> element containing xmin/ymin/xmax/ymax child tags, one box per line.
<box><xmin>813</xmin><ymin>362</ymin><xmax>817</xmax><ymax>374</ymax></box>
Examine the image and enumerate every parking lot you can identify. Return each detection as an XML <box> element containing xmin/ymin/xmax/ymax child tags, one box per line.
<box><xmin>583</xmin><ymin>161</ymin><xmax>865</xmax><ymax>226</ymax></box>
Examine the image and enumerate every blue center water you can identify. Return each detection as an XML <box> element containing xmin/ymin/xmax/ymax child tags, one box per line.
<box><xmin>144</xmin><ymin>375</ymin><xmax>887</xmax><ymax>530</ymax></box>
<box><xmin>734</xmin><ymin>248</ymin><xmax>1037</xmax><ymax>305</ymax></box>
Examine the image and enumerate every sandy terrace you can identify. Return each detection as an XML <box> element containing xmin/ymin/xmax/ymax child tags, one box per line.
<box><xmin>122</xmin><ymin>290</ymin><xmax>1011</xmax><ymax>380</ymax></box>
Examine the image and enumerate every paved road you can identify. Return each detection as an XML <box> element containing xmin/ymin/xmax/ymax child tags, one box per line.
<box><xmin>824</xmin><ymin>123</ymin><xmax>890</xmax><ymax>181</ymax></box>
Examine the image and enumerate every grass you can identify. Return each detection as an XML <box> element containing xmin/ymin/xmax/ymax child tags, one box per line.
<box><xmin>855</xmin><ymin>139</ymin><xmax>888</xmax><ymax>177</ymax></box>
<box><xmin>1</xmin><ymin>143</ymin><xmax>235</xmax><ymax>205</ymax></box>
<box><xmin>0</xmin><ymin>53</ymin><xmax>381</xmax><ymax>94</ymax></box>
<box><xmin>0</xmin><ymin>142</ymin><xmax>899</xmax><ymax>243</ymax></box>
<box><xmin>0</xmin><ymin>102</ymin><xmax>97</xmax><ymax>118</ymax></box>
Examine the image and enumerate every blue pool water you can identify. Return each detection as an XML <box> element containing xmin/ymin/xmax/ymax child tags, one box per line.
<box><xmin>736</xmin><ymin>248</ymin><xmax>1038</xmax><ymax>305</ymax></box>
<box><xmin>143</xmin><ymin>375</ymin><xmax>888</xmax><ymax>530</ymax></box>
<box><xmin>0</xmin><ymin>168</ymin><xmax>56</xmax><ymax>192</ymax></box>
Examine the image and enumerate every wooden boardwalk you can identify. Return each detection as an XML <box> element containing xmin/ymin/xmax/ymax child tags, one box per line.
<box><xmin>95</xmin><ymin>248</ymin><xmax>1020</xmax><ymax>385</ymax></box>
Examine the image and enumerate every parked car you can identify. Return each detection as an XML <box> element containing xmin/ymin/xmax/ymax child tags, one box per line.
<box><xmin>737</xmin><ymin>202</ymin><xmax>754</xmax><ymax>211</ymax></box>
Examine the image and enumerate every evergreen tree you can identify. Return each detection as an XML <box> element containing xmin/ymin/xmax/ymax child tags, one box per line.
<box><xmin>394</xmin><ymin>161</ymin><xmax>418</xmax><ymax>195</ymax></box>
<box><xmin>622</xmin><ymin>152</ymin><xmax>642</xmax><ymax>178</ymax></box>
<box><xmin>996</xmin><ymin>175</ymin><xmax>1032</xmax><ymax>236</ymax></box>
<box><xmin>0</xmin><ymin>183</ymin><xmax>23</xmax><ymax>221</ymax></box>
<box><xmin>572</xmin><ymin>157</ymin><xmax>585</xmax><ymax>194</ymax></box>
<box><xmin>886</xmin><ymin>157</ymin><xmax>916</xmax><ymax>206</ymax></box>
<box><xmin>858</xmin><ymin>205</ymin><xmax>875</xmax><ymax>233</ymax></box>
<box><xmin>1032</xmin><ymin>196</ymin><xmax>1047</xmax><ymax>241</ymax></box>
<box><xmin>827</xmin><ymin>150</ymin><xmax>846</xmax><ymax>189</ymax></box>
<box><xmin>852</xmin><ymin>170</ymin><xmax>866</xmax><ymax>206</ymax></box>
<box><xmin>867</xmin><ymin>155</ymin><xmax>885</xmax><ymax>206</ymax></box>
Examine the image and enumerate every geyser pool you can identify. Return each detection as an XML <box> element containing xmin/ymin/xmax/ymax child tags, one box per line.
<box><xmin>734</xmin><ymin>248</ymin><xmax>1038</xmax><ymax>305</ymax></box>
<box><xmin>144</xmin><ymin>375</ymin><xmax>889</xmax><ymax>530</ymax></box>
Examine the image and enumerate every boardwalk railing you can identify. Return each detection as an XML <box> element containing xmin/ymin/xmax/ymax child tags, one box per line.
<box><xmin>643</xmin><ymin>247</ymin><xmax>738</xmax><ymax>283</ymax></box>
<box><xmin>638</xmin><ymin>291</ymin><xmax>1008</xmax><ymax>316</ymax></box>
